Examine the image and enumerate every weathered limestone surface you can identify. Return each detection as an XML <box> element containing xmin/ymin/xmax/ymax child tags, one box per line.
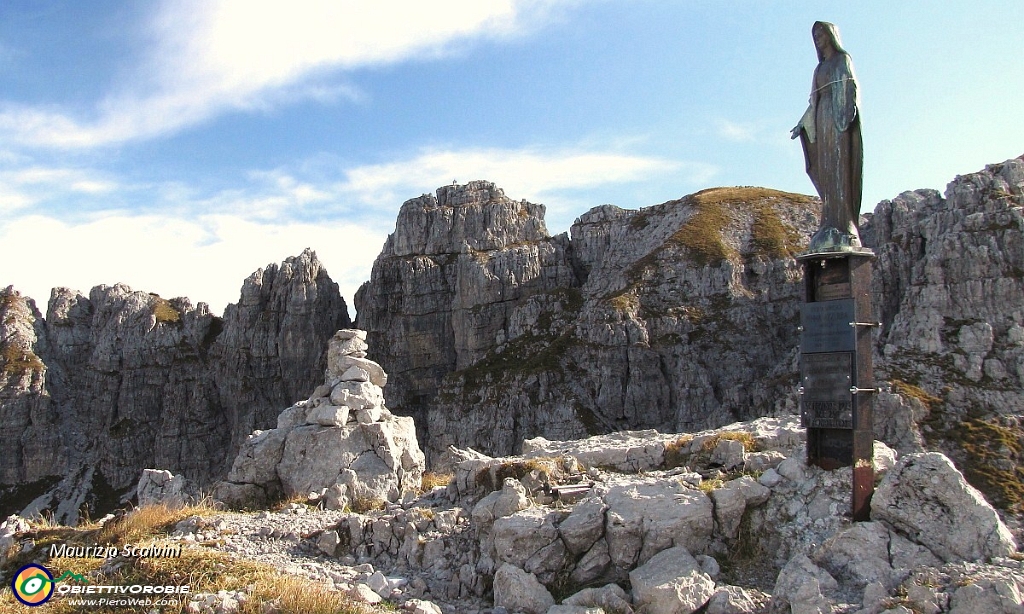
<box><xmin>866</xmin><ymin>157</ymin><xmax>1024</xmax><ymax>493</ymax></box>
<box><xmin>353</xmin><ymin>181</ymin><xmax>580</xmax><ymax>445</ymax></box>
<box><xmin>871</xmin><ymin>452</ymin><xmax>1017</xmax><ymax>562</ymax></box>
<box><xmin>0</xmin><ymin>249</ymin><xmax>349</xmax><ymax>523</ymax></box>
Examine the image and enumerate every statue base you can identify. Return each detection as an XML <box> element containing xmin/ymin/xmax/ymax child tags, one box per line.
<box><xmin>803</xmin><ymin>226</ymin><xmax>870</xmax><ymax>256</ymax></box>
<box><xmin>798</xmin><ymin>250</ymin><xmax>876</xmax><ymax>521</ymax></box>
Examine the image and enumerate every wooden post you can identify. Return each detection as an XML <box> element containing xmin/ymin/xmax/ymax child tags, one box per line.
<box><xmin>798</xmin><ymin>250</ymin><xmax>876</xmax><ymax>521</ymax></box>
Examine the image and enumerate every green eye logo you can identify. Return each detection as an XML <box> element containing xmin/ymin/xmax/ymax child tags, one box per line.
<box><xmin>11</xmin><ymin>563</ymin><xmax>54</xmax><ymax>606</ymax></box>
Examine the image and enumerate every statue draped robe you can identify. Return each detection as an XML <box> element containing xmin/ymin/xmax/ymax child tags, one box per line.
<box><xmin>796</xmin><ymin>44</ymin><xmax>864</xmax><ymax>251</ymax></box>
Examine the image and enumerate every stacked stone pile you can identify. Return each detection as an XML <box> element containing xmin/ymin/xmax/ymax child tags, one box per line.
<box><xmin>214</xmin><ymin>329</ymin><xmax>425</xmax><ymax>509</ymax></box>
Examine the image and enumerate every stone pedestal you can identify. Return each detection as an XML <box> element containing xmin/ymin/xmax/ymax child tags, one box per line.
<box><xmin>797</xmin><ymin>250</ymin><xmax>876</xmax><ymax>521</ymax></box>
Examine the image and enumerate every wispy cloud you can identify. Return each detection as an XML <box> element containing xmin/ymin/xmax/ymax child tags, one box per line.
<box><xmin>336</xmin><ymin>145</ymin><xmax>698</xmax><ymax>206</ymax></box>
<box><xmin>0</xmin><ymin>0</ymin><xmax>576</xmax><ymax>149</ymax></box>
<box><xmin>716</xmin><ymin>119</ymin><xmax>759</xmax><ymax>143</ymax></box>
<box><xmin>0</xmin><ymin>165</ymin><xmax>119</xmax><ymax>214</ymax></box>
<box><xmin>0</xmin><ymin>141</ymin><xmax>709</xmax><ymax>311</ymax></box>
<box><xmin>0</xmin><ymin>212</ymin><xmax>382</xmax><ymax>316</ymax></box>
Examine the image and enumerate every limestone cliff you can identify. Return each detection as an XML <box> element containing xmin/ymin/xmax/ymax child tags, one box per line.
<box><xmin>354</xmin><ymin>181</ymin><xmax>580</xmax><ymax>441</ymax></box>
<box><xmin>356</xmin><ymin>183</ymin><xmax>819</xmax><ymax>464</ymax></box>
<box><xmin>865</xmin><ymin>155</ymin><xmax>1024</xmax><ymax>510</ymax></box>
<box><xmin>0</xmin><ymin>249</ymin><xmax>350</xmax><ymax>523</ymax></box>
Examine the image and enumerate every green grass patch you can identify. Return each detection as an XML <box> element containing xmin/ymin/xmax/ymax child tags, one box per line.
<box><xmin>456</xmin><ymin>332</ymin><xmax>576</xmax><ymax>389</ymax></box>
<box><xmin>666</xmin><ymin>196</ymin><xmax>735</xmax><ymax>266</ymax></box>
<box><xmin>606</xmin><ymin>291</ymin><xmax>639</xmax><ymax>312</ymax></box>
<box><xmin>150</xmin><ymin>294</ymin><xmax>181</xmax><ymax>324</ymax></box>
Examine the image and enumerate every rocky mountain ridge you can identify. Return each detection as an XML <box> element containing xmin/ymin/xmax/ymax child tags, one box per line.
<box><xmin>0</xmin><ymin>249</ymin><xmax>350</xmax><ymax>523</ymax></box>
<box><xmin>355</xmin><ymin>182</ymin><xmax>821</xmax><ymax>465</ymax></box>
<box><xmin>3</xmin><ymin>155</ymin><xmax>1023</xmax><ymax>527</ymax></box>
<box><xmin>353</xmin><ymin>158</ymin><xmax>1024</xmax><ymax>515</ymax></box>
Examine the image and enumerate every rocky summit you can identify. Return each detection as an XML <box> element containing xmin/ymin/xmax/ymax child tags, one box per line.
<box><xmin>0</xmin><ymin>249</ymin><xmax>350</xmax><ymax>524</ymax></box>
<box><xmin>1</xmin><ymin>156</ymin><xmax>1023</xmax><ymax>613</ymax></box>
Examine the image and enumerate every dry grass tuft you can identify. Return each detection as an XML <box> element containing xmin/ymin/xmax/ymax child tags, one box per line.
<box><xmin>0</xmin><ymin>502</ymin><xmax>385</xmax><ymax>614</ymax></box>
<box><xmin>698</xmin><ymin>478</ymin><xmax>725</xmax><ymax>494</ymax></box>
<box><xmin>664</xmin><ymin>435</ymin><xmax>695</xmax><ymax>469</ymax></box>
<box><xmin>94</xmin><ymin>501</ymin><xmax>218</xmax><ymax>546</ymax></box>
<box><xmin>667</xmin><ymin>198</ymin><xmax>735</xmax><ymax>266</ymax></box>
<box><xmin>349</xmin><ymin>496</ymin><xmax>386</xmax><ymax>514</ymax></box>
<box><xmin>892</xmin><ymin>379</ymin><xmax>942</xmax><ymax>409</ymax></box>
<box><xmin>1</xmin><ymin>342</ymin><xmax>45</xmax><ymax>376</ymax></box>
<box><xmin>419</xmin><ymin>472</ymin><xmax>452</xmax><ymax>493</ymax></box>
<box><xmin>701</xmin><ymin>431</ymin><xmax>760</xmax><ymax>453</ymax></box>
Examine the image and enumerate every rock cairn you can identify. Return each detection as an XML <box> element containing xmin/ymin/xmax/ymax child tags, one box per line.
<box><xmin>214</xmin><ymin>329</ymin><xmax>425</xmax><ymax>509</ymax></box>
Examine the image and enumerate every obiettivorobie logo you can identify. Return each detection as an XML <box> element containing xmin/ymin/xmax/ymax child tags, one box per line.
<box><xmin>10</xmin><ymin>561</ymin><xmax>190</xmax><ymax>608</ymax></box>
<box><xmin>10</xmin><ymin>564</ymin><xmax>86</xmax><ymax>607</ymax></box>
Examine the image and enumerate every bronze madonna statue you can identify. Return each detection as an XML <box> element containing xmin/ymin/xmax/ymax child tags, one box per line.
<box><xmin>791</xmin><ymin>21</ymin><xmax>865</xmax><ymax>253</ymax></box>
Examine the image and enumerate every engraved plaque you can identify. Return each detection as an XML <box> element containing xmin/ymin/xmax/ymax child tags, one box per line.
<box><xmin>801</xmin><ymin>299</ymin><xmax>856</xmax><ymax>353</ymax></box>
<box><xmin>816</xmin><ymin>283</ymin><xmax>851</xmax><ymax>301</ymax></box>
<box><xmin>814</xmin><ymin>429</ymin><xmax>854</xmax><ymax>466</ymax></box>
<box><xmin>801</xmin><ymin>352</ymin><xmax>853</xmax><ymax>429</ymax></box>
<box><xmin>814</xmin><ymin>260</ymin><xmax>852</xmax><ymax>301</ymax></box>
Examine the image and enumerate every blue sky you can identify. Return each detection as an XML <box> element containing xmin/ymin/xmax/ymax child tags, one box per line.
<box><xmin>1</xmin><ymin>1</ymin><xmax>1022</xmax><ymax>316</ymax></box>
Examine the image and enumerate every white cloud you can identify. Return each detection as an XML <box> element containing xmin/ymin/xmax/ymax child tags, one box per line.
<box><xmin>0</xmin><ymin>166</ymin><xmax>119</xmax><ymax>214</ymax></box>
<box><xmin>717</xmin><ymin>119</ymin><xmax>759</xmax><ymax>143</ymax></box>
<box><xmin>0</xmin><ymin>213</ymin><xmax>383</xmax><ymax>317</ymax></box>
<box><xmin>0</xmin><ymin>143</ymin><xmax>708</xmax><ymax>313</ymax></box>
<box><xmin>0</xmin><ymin>0</ymin><xmax>576</xmax><ymax>149</ymax></box>
<box><xmin>336</xmin><ymin>145</ymin><xmax>701</xmax><ymax>210</ymax></box>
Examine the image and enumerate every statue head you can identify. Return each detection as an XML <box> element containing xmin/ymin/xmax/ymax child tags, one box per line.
<box><xmin>812</xmin><ymin>21</ymin><xmax>847</xmax><ymax>62</ymax></box>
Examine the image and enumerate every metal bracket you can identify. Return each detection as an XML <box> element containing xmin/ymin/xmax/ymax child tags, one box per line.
<box><xmin>849</xmin><ymin>387</ymin><xmax>879</xmax><ymax>395</ymax></box>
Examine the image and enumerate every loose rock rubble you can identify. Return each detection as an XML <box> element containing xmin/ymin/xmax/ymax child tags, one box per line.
<box><xmin>131</xmin><ymin>402</ymin><xmax>1021</xmax><ymax>614</ymax></box>
<box><xmin>4</xmin><ymin>404</ymin><xmax>1023</xmax><ymax>614</ymax></box>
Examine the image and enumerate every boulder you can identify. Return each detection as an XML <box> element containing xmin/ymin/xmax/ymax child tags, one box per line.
<box><xmin>871</xmin><ymin>453</ymin><xmax>1017</xmax><ymax>562</ymax></box>
<box><xmin>558</xmin><ymin>495</ymin><xmax>608</xmax><ymax>555</ymax></box>
<box><xmin>226</xmin><ymin>429</ymin><xmax>288</xmax><ymax>485</ymax></box>
<box><xmin>813</xmin><ymin>522</ymin><xmax>941</xmax><ymax>591</ymax></box>
<box><xmin>492</xmin><ymin>563</ymin><xmax>554</xmax><ymax>614</ymax></box>
<box><xmin>948</xmin><ymin>567</ymin><xmax>1024</xmax><ymax>614</ymax></box>
<box><xmin>492</xmin><ymin>507</ymin><xmax>568</xmax><ymax>581</ymax></box>
<box><xmin>471</xmin><ymin>478</ymin><xmax>530</xmax><ymax>529</ymax></box>
<box><xmin>773</xmin><ymin>553</ymin><xmax>838</xmax><ymax>609</ymax></box>
<box><xmin>523</xmin><ymin>430</ymin><xmax>669</xmax><ymax>473</ymax></box>
<box><xmin>562</xmin><ymin>583</ymin><xmax>632</xmax><ymax>612</ymax></box>
<box><xmin>306</xmin><ymin>405</ymin><xmax>350</xmax><ymax>427</ymax></box>
<box><xmin>604</xmin><ymin>479</ymin><xmax>713</xmax><ymax>568</ymax></box>
<box><xmin>136</xmin><ymin>469</ymin><xmax>187</xmax><ymax>508</ymax></box>
<box><xmin>328</xmin><ymin>355</ymin><xmax>387</xmax><ymax>388</ymax></box>
<box><xmin>709</xmin><ymin>476</ymin><xmax>770</xmax><ymax>540</ymax></box>
<box><xmin>705</xmin><ymin>585</ymin><xmax>757</xmax><ymax>614</ymax></box>
<box><xmin>570</xmin><ymin>539</ymin><xmax>612</xmax><ymax>585</ymax></box>
<box><xmin>629</xmin><ymin>546</ymin><xmax>715</xmax><ymax>614</ymax></box>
